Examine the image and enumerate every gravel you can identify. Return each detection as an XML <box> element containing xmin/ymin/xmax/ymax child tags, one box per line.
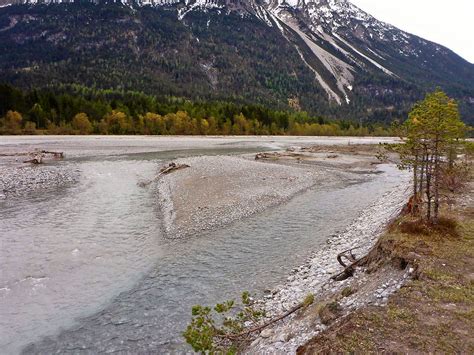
<box><xmin>0</xmin><ymin>164</ymin><xmax>79</xmax><ymax>199</ymax></box>
<box><xmin>155</xmin><ymin>155</ymin><xmax>350</xmax><ymax>239</ymax></box>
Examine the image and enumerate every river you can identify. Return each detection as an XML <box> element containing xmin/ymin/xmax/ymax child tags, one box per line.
<box><xmin>0</xmin><ymin>136</ymin><xmax>403</xmax><ymax>354</ymax></box>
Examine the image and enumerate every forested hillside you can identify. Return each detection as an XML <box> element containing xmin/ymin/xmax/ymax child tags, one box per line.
<box><xmin>0</xmin><ymin>2</ymin><xmax>473</xmax><ymax>125</ymax></box>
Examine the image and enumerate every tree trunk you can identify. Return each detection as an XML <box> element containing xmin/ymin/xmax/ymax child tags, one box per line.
<box><xmin>418</xmin><ymin>151</ymin><xmax>426</xmax><ymax>215</ymax></box>
<box><xmin>433</xmin><ymin>139</ymin><xmax>440</xmax><ymax>224</ymax></box>
<box><xmin>413</xmin><ymin>154</ymin><xmax>418</xmax><ymax>195</ymax></box>
<box><xmin>425</xmin><ymin>154</ymin><xmax>433</xmax><ymax>222</ymax></box>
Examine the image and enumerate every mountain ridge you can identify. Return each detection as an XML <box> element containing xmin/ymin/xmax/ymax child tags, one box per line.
<box><xmin>0</xmin><ymin>0</ymin><xmax>473</xmax><ymax>123</ymax></box>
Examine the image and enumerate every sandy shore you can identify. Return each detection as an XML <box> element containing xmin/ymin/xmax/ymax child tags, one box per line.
<box><xmin>155</xmin><ymin>154</ymin><xmax>359</xmax><ymax>239</ymax></box>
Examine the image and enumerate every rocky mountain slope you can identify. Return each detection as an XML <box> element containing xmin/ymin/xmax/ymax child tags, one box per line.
<box><xmin>0</xmin><ymin>0</ymin><xmax>473</xmax><ymax>122</ymax></box>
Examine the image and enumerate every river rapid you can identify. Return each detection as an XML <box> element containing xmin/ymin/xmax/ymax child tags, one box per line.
<box><xmin>0</xmin><ymin>136</ymin><xmax>403</xmax><ymax>354</ymax></box>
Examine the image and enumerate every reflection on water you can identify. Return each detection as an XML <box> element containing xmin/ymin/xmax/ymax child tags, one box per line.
<box><xmin>0</xmin><ymin>142</ymin><xmax>406</xmax><ymax>354</ymax></box>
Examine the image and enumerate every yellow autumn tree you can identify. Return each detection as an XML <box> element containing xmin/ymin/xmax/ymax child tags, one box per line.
<box><xmin>72</xmin><ymin>113</ymin><xmax>93</xmax><ymax>134</ymax></box>
<box><xmin>2</xmin><ymin>110</ymin><xmax>23</xmax><ymax>134</ymax></box>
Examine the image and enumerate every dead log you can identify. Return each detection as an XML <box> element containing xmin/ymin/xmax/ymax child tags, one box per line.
<box><xmin>159</xmin><ymin>162</ymin><xmax>190</xmax><ymax>175</ymax></box>
<box><xmin>23</xmin><ymin>157</ymin><xmax>43</xmax><ymax>164</ymax></box>
<box><xmin>21</xmin><ymin>150</ymin><xmax>64</xmax><ymax>164</ymax></box>
<box><xmin>255</xmin><ymin>152</ymin><xmax>304</xmax><ymax>161</ymax></box>
<box><xmin>23</xmin><ymin>154</ymin><xmax>43</xmax><ymax>164</ymax></box>
<box><xmin>255</xmin><ymin>152</ymin><xmax>270</xmax><ymax>160</ymax></box>
<box><xmin>138</xmin><ymin>162</ymin><xmax>190</xmax><ymax>187</ymax></box>
<box><xmin>332</xmin><ymin>266</ymin><xmax>355</xmax><ymax>281</ymax></box>
<box><xmin>40</xmin><ymin>150</ymin><xmax>64</xmax><ymax>158</ymax></box>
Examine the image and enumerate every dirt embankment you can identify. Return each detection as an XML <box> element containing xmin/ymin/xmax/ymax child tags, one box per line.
<box><xmin>296</xmin><ymin>185</ymin><xmax>474</xmax><ymax>354</ymax></box>
<box><xmin>245</xmin><ymin>145</ymin><xmax>472</xmax><ymax>354</ymax></box>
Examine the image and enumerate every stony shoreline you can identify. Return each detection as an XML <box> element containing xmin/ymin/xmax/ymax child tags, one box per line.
<box><xmin>247</xmin><ymin>173</ymin><xmax>411</xmax><ymax>353</ymax></box>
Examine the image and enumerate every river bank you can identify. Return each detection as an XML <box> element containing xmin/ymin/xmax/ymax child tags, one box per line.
<box><xmin>297</xmin><ymin>179</ymin><xmax>474</xmax><ymax>354</ymax></box>
<box><xmin>246</xmin><ymin>174</ymin><xmax>411</xmax><ymax>353</ymax></box>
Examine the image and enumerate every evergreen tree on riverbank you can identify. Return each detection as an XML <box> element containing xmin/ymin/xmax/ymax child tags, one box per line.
<box><xmin>391</xmin><ymin>89</ymin><xmax>467</xmax><ymax>224</ymax></box>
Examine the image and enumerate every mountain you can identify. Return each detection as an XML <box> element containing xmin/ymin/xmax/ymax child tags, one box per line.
<box><xmin>0</xmin><ymin>0</ymin><xmax>473</xmax><ymax>123</ymax></box>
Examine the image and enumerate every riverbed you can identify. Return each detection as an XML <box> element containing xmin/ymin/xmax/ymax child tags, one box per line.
<box><xmin>0</xmin><ymin>136</ymin><xmax>404</xmax><ymax>354</ymax></box>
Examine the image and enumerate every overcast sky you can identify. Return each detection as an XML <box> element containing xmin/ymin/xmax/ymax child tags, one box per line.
<box><xmin>350</xmin><ymin>0</ymin><xmax>474</xmax><ymax>63</ymax></box>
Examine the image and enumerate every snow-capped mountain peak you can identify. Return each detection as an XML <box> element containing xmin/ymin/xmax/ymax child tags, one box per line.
<box><xmin>0</xmin><ymin>0</ymin><xmax>472</xmax><ymax>119</ymax></box>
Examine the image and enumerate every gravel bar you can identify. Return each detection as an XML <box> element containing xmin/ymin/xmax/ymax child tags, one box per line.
<box><xmin>156</xmin><ymin>155</ymin><xmax>349</xmax><ymax>239</ymax></box>
<box><xmin>0</xmin><ymin>164</ymin><xmax>79</xmax><ymax>199</ymax></box>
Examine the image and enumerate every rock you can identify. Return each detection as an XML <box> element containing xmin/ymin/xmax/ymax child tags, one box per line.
<box><xmin>274</xmin><ymin>333</ymin><xmax>287</xmax><ymax>343</ymax></box>
<box><xmin>260</xmin><ymin>329</ymin><xmax>273</xmax><ymax>338</ymax></box>
<box><xmin>250</xmin><ymin>338</ymin><xmax>261</xmax><ymax>347</ymax></box>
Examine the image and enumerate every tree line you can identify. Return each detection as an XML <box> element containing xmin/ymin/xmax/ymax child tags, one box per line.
<box><xmin>0</xmin><ymin>84</ymin><xmax>392</xmax><ymax>136</ymax></box>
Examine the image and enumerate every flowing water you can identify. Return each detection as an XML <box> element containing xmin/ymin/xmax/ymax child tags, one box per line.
<box><xmin>0</xmin><ymin>137</ymin><xmax>405</xmax><ymax>354</ymax></box>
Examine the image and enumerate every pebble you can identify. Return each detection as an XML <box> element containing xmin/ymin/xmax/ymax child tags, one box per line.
<box><xmin>260</xmin><ymin>329</ymin><xmax>273</xmax><ymax>338</ymax></box>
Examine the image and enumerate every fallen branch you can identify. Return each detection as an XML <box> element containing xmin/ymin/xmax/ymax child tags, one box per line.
<box><xmin>159</xmin><ymin>162</ymin><xmax>190</xmax><ymax>175</ymax></box>
<box><xmin>138</xmin><ymin>162</ymin><xmax>190</xmax><ymax>187</ymax></box>
<box><xmin>336</xmin><ymin>247</ymin><xmax>360</xmax><ymax>267</ymax></box>
<box><xmin>255</xmin><ymin>152</ymin><xmax>304</xmax><ymax>161</ymax></box>
<box><xmin>218</xmin><ymin>294</ymin><xmax>314</xmax><ymax>340</ymax></box>
<box><xmin>23</xmin><ymin>156</ymin><xmax>43</xmax><ymax>164</ymax></box>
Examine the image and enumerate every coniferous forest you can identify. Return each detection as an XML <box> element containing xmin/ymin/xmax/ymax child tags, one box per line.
<box><xmin>0</xmin><ymin>84</ymin><xmax>393</xmax><ymax>135</ymax></box>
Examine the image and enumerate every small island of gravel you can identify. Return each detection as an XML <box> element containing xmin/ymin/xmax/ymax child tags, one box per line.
<box><xmin>154</xmin><ymin>146</ymin><xmax>384</xmax><ymax>239</ymax></box>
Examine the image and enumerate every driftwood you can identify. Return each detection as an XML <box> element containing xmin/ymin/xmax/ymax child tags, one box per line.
<box><xmin>255</xmin><ymin>152</ymin><xmax>304</xmax><ymax>161</ymax></box>
<box><xmin>138</xmin><ymin>162</ymin><xmax>190</xmax><ymax>187</ymax></box>
<box><xmin>23</xmin><ymin>156</ymin><xmax>43</xmax><ymax>164</ymax></box>
<box><xmin>332</xmin><ymin>247</ymin><xmax>363</xmax><ymax>281</ymax></box>
<box><xmin>255</xmin><ymin>152</ymin><xmax>274</xmax><ymax>160</ymax></box>
<box><xmin>159</xmin><ymin>162</ymin><xmax>190</xmax><ymax>175</ymax></box>
<box><xmin>22</xmin><ymin>150</ymin><xmax>64</xmax><ymax>164</ymax></box>
<box><xmin>40</xmin><ymin>150</ymin><xmax>64</xmax><ymax>158</ymax></box>
<box><xmin>336</xmin><ymin>247</ymin><xmax>359</xmax><ymax>267</ymax></box>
